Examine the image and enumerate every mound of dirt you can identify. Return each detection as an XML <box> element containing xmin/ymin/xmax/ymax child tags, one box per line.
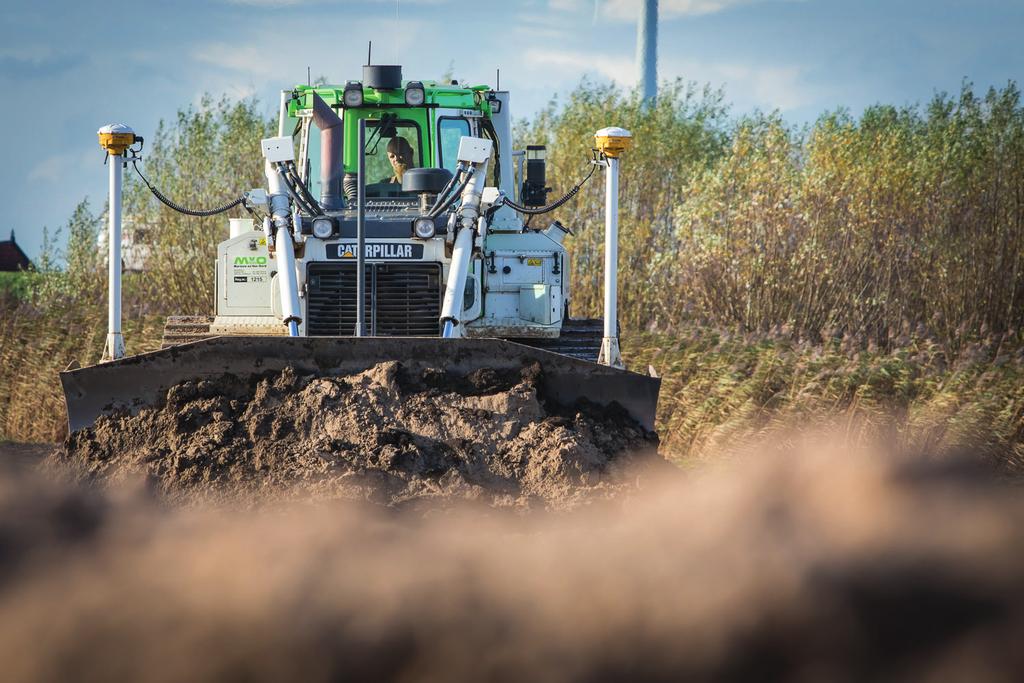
<box><xmin>54</xmin><ymin>361</ymin><xmax>662</xmax><ymax>509</ymax></box>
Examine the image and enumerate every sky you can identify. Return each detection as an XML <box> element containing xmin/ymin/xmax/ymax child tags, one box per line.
<box><xmin>2</xmin><ymin>0</ymin><xmax>1021</xmax><ymax>260</ymax></box>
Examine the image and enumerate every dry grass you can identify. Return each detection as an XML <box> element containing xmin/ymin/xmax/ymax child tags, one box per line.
<box><xmin>623</xmin><ymin>329</ymin><xmax>1024</xmax><ymax>471</ymax></box>
<box><xmin>529</xmin><ymin>81</ymin><xmax>1024</xmax><ymax>350</ymax></box>
<box><xmin>0</xmin><ymin>295</ymin><xmax>163</xmax><ymax>442</ymax></box>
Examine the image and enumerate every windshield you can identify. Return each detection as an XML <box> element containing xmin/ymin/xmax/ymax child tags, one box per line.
<box><xmin>302</xmin><ymin>113</ymin><xmax>427</xmax><ymax>205</ymax></box>
<box><xmin>362</xmin><ymin>119</ymin><xmax>422</xmax><ymax>199</ymax></box>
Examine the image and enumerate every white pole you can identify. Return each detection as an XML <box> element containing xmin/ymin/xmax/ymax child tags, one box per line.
<box><xmin>278</xmin><ymin>90</ymin><xmax>288</xmax><ymax>137</ymax></box>
<box><xmin>356</xmin><ymin>120</ymin><xmax>367</xmax><ymax>336</ymax></box>
<box><xmin>275</xmin><ymin>223</ymin><xmax>302</xmax><ymax>337</ymax></box>
<box><xmin>440</xmin><ymin>226</ymin><xmax>475</xmax><ymax>338</ymax></box>
<box><xmin>104</xmin><ymin>154</ymin><xmax>126</xmax><ymax>361</ymax></box>
<box><xmin>440</xmin><ymin>140</ymin><xmax>492</xmax><ymax>337</ymax></box>
<box><xmin>599</xmin><ymin>156</ymin><xmax>624</xmax><ymax>368</ymax></box>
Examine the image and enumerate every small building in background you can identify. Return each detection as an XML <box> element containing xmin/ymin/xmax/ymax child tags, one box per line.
<box><xmin>96</xmin><ymin>217</ymin><xmax>151</xmax><ymax>272</ymax></box>
<box><xmin>0</xmin><ymin>231</ymin><xmax>33</xmax><ymax>272</ymax></box>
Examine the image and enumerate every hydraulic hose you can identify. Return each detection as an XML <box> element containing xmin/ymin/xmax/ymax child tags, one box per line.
<box><xmin>288</xmin><ymin>162</ymin><xmax>324</xmax><ymax>214</ymax></box>
<box><xmin>132</xmin><ymin>159</ymin><xmax>244</xmax><ymax>217</ymax></box>
<box><xmin>426</xmin><ymin>164</ymin><xmax>463</xmax><ymax>215</ymax></box>
<box><xmin>429</xmin><ymin>167</ymin><xmax>476</xmax><ymax>219</ymax></box>
<box><xmin>277</xmin><ymin>169</ymin><xmax>317</xmax><ymax>217</ymax></box>
<box><xmin>279</xmin><ymin>161</ymin><xmax>324</xmax><ymax>216</ymax></box>
<box><xmin>501</xmin><ymin>163</ymin><xmax>597</xmax><ymax>216</ymax></box>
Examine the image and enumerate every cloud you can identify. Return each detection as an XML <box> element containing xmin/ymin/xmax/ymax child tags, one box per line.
<box><xmin>28</xmin><ymin>156</ymin><xmax>66</xmax><ymax>184</ymax></box>
<box><xmin>188</xmin><ymin>13</ymin><xmax>446</xmax><ymax>99</ymax></box>
<box><xmin>549</xmin><ymin>0</ymin><xmax>586</xmax><ymax>10</ymax></box>
<box><xmin>192</xmin><ymin>44</ymin><xmax>281</xmax><ymax>77</ymax></box>
<box><xmin>603</xmin><ymin>0</ymin><xmax>755</xmax><ymax>19</ymax></box>
<box><xmin>511</xmin><ymin>12</ymin><xmax>575</xmax><ymax>41</ymax></box>
<box><xmin>524</xmin><ymin>48</ymin><xmax>636</xmax><ymax>84</ymax></box>
<box><xmin>701</xmin><ymin>62</ymin><xmax>817</xmax><ymax>111</ymax></box>
<box><xmin>224</xmin><ymin>0</ymin><xmax>451</xmax><ymax>5</ymax></box>
<box><xmin>224</xmin><ymin>0</ymin><xmax>306</xmax><ymax>5</ymax></box>
<box><xmin>552</xmin><ymin>0</ymin><xmax>803</xmax><ymax>21</ymax></box>
<box><xmin>0</xmin><ymin>53</ymin><xmax>85</xmax><ymax>80</ymax></box>
<box><xmin>28</xmin><ymin>149</ymin><xmax>96</xmax><ymax>185</ymax></box>
<box><xmin>523</xmin><ymin>46</ymin><xmax>823</xmax><ymax>112</ymax></box>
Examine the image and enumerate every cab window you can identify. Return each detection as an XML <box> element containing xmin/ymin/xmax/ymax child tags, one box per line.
<box><xmin>362</xmin><ymin>119</ymin><xmax>422</xmax><ymax>198</ymax></box>
<box><xmin>304</xmin><ymin>119</ymin><xmax>322</xmax><ymax>197</ymax></box>
<box><xmin>438</xmin><ymin>117</ymin><xmax>471</xmax><ymax>173</ymax></box>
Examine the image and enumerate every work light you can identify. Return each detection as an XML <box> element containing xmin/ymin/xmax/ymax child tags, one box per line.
<box><xmin>413</xmin><ymin>217</ymin><xmax>436</xmax><ymax>239</ymax></box>
<box><xmin>312</xmin><ymin>217</ymin><xmax>335</xmax><ymax>239</ymax></box>
<box><xmin>343</xmin><ymin>81</ymin><xmax>364</xmax><ymax>108</ymax></box>
<box><xmin>404</xmin><ymin>81</ymin><xmax>425</xmax><ymax>106</ymax></box>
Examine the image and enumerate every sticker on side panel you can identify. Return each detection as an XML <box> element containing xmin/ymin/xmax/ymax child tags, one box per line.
<box><xmin>232</xmin><ymin>255</ymin><xmax>270</xmax><ymax>283</ymax></box>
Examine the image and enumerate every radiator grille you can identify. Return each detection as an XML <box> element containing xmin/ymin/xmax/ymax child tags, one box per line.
<box><xmin>306</xmin><ymin>262</ymin><xmax>442</xmax><ymax>336</ymax></box>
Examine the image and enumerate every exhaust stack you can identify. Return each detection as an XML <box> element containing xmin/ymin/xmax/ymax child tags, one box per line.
<box><xmin>312</xmin><ymin>93</ymin><xmax>344</xmax><ymax>210</ymax></box>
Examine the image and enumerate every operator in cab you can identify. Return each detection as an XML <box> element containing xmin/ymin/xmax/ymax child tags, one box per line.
<box><xmin>381</xmin><ymin>136</ymin><xmax>416</xmax><ymax>184</ymax></box>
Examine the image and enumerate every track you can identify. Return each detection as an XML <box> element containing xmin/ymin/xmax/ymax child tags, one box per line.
<box><xmin>508</xmin><ymin>318</ymin><xmax>608</xmax><ymax>363</ymax></box>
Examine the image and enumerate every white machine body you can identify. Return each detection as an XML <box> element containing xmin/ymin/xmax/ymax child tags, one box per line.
<box><xmin>210</xmin><ymin>86</ymin><xmax>623</xmax><ymax>356</ymax></box>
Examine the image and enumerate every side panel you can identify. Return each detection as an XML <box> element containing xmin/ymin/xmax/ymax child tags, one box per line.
<box><xmin>217</xmin><ymin>230</ymin><xmax>275</xmax><ymax>316</ymax></box>
<box><xmin>468</xmin><ymin>231</ymin><xmax>567</xmax><ymax>337</ymax></box>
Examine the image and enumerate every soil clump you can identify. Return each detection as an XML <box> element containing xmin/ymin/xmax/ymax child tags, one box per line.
<box><xmin>54</xmin><ymin>361</ymin><xmax>662</xmax><ymax>509</ymax></box>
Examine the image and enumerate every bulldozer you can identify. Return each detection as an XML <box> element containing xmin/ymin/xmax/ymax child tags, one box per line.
<box><xmin>62</xmin><ymin>65</ymin><xmax>659</xmax><ymax>434</ymax></box>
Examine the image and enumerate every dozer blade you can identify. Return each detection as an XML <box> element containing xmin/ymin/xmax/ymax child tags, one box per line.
<box><xmin>61</xmin><ymin>337</ymin><xmax>660</xmax><ymax>435</ymax></box>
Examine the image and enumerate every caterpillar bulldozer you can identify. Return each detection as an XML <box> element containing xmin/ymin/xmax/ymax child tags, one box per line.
<box><xmin>62</xmin><ymin>64</ymin><xmax>660</xmax><ymax>434</ymax></box>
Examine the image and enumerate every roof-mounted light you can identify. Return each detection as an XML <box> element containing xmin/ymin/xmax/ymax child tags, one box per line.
<box><xmin>404</xmin><ymin>81</ymin><xmax>425</xmax><ymax>106</ymax></box>
<box><xmin>486</xmin><ymin>92</ymin><xmax>502</xmax><ymax>114</ymax></box>
<box><xmin>343</xmin><ymin>81</ymin><xmax>364</xmax><ymax>108</ymax></box>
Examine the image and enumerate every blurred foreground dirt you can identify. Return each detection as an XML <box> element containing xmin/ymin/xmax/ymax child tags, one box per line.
<box><xmin>2</xmin><ymin>436</ymin><xmax>1023</xmax><ymax>682</ymax></box>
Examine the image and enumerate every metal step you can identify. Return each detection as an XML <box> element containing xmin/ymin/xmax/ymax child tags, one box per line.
<box><xmin>161</xmin><ymin>315</ymin><xmax>215</xmax><ymax>348</ymax></box>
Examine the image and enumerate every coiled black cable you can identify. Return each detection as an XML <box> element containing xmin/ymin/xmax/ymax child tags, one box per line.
<box><xmin>132</xmin><ymin>159</ymin><xmax>245</xmax><ymax>217</ymax></box>
<box><xmin>501</xmin><ymin>163</ymin><xmax>597</xmax><ymax>216</ymax></box>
